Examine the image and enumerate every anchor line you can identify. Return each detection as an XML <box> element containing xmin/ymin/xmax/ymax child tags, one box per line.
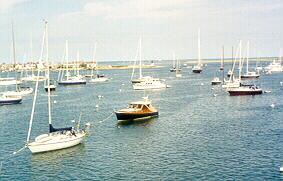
<box><xmin>0</xmin><ymin>145</ymin><xmax>27</xmax><ymax>173</ymax></box>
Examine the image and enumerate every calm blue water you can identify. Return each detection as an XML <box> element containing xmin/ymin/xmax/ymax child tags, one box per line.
<box><xmin>0</xmin><ymin>61</ymin><xmax>283</xmax><ymax>180</ymax></box>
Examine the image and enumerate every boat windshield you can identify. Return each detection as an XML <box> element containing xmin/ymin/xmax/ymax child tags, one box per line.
<box><xmin>129</xmin><ymin>104</ymin><xmax>143</xmax><ymax>109</ymax></box>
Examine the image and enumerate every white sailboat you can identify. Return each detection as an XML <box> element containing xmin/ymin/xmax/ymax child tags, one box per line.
<box><xmin>26</xmin><ymin>21</ymin><xmax>87</xmax><ymax>154</ymax></box>
<box><xmin>175</xmin><ymin>58</ymin><xmax>182</xmax><ymax>78</ymax></box>
<box><xmin>131</xmin><ymin>37</ymin><xmax>167</xmax><ymax>90</ymax></box>
<box><xmin>58</xmin><ymin>41</ymin><xmax>86</xmax><ymax>85</ymax></box>
<box><xmin>192</xmin><ymin>29</ymin><xmax>203</xmax><ymax>73</ymax></box>
<box><xmin>241</xmin><ymin>41</ymin><xmax>260</xmax><ymax>79</ymax></box>
<box><xmin>2</xmin><ymin>22</ymin><xmax>33</xmax><ymax>97</ymax></box>
<box><xmin>226</xmin><ymin>41</ymin><xmax>262</xmax><ymax>96</ymax></box>
<box><xmin>131</xmin><ymin>37</ymin><xmax>153</xmax><ymax>84</ymax></box>
<box><xmin>21</xmin><ymin>34</ymin><xmax>46</xmax><ymax>82</ymax></box>
<box><xmin>89</xmin><ymin>43</ymin><xmax>109</xmax><ymax>83</ymax></box>
<box><xmin>211</xmin><ymin>46</ymin><xmax>224</xmax><ymax>85</ymax></box>
<box><xmin>222</xmin><ymin>42</ymin><xmax>242</xmax><ymax>89</ymax></box>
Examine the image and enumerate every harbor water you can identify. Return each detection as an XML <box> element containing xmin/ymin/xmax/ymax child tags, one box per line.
<box><xmin>0</xmin><ymin>61</ymin><xmax>283</xmax><ymax>180</ymax></box>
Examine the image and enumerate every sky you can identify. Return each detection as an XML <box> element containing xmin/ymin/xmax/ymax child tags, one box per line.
<box><xmin>0</xmin><ymin>0</ymin><xmax>282</xmax><ymax>63</ymax></box>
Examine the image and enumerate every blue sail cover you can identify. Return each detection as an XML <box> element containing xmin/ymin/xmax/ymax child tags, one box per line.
<box><xmin>49</xmin><ymin>124</ymin><xmax>72</xmax><ymax>133</ymax></box>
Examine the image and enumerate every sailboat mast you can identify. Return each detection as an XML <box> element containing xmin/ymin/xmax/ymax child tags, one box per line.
<box><xmin>91</xmin><ymin>43</ymin><xmax>97</xmax><ymax>78</ymax></box>
<box><xmin>139</xmin><ymin>37</ymin><xmax>142</xmax><ymax>79</ymax></box>
<box><xmin>11</xmin><ymin>22</ymin><xmax>18</xmax><ymax>91</ymax></box>
<box><xmin>26</xmin><ymin>21</ymin><xmax>46</xmax><ymax>143</ymax></box>
<box><xmin>198</xmin><ymin>28</ymin><xmax>201</xmax><ymax>66</ymax></box>
<box><xmin>239</xmin><ymin>40</ymin><xmax>242</xmax><ymax>81</ymax></box>
<box><xmin>77</xmin><ymin>50</ymin><xmax>80</xmax><ymax>76</ymax></box>
<box><xmin>222</xmin><ymin>46</ymin><xmax>225</xmax><ymax>83</ymax></box>
<box><xmin>66</xmin><ymin>40</ymin><xmax>69</xmax><ymax>80</ymax></box>
<box><xmin>131</xmin><ymin>41</ymin><xmax>139</xmax><ymax>81</ymax></box>
<box><xmin>45</xmin><ymin>21</ymin><xmax>52</xmax><ymax>125</ymax></box>
<box><xmin>246</xmin><ymin>41</ymin><xmax>250</xmax><ymax>74</ymax></box>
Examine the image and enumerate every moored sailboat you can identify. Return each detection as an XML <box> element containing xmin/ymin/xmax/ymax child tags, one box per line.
<box><xmin>26</xmin><ymin>21</ymin><xmax>88</xmax><ymax>154</ymax></box>
<box><xmin>192</xmin><ymin>29</ymin><xmax>203</xmax><ymax>73</ymax></box>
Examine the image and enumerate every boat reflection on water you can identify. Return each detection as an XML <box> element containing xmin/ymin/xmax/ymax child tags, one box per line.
<box><xmin>31</xmin><ymin>143</ymin><xmax>85</xmax><ymax>164</ymax></box>
<box><xmin>117</xmin><ymin>117</ymin><xmax>157</xmax><ymax>126</ymax></box>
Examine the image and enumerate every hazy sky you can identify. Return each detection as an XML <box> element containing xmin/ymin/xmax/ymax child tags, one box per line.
<box><xmin>0</xmin><ymin>0</ymin><xmax>282</xmax><ymax>63</ymax></box>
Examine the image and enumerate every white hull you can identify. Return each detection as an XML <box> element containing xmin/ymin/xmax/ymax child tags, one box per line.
<box><xmin>133</xmin><ymin>83</ymin><xmax>167</xmax><ymax>90</ymax></box>
<box><xmin>3</xmin><ymin>88</ymin><xmax>33</xmax><ymax>97</ymax></box>
<box><xmin>222</xmin><ymin>81</ymin><xmax>240</xmax><ymax>88</ymax></box>
<box><xmin>175</xmin><ymin>73</ymin><xmax>182</xmax><ymax>78</ymax></box>
<box><xmin>28</xmin><ymin>132</ymin><xmax>86</xmax><ymax>153</ymax></box>
<box><xmin>21</xmin><ymin>76</ymin><xmax>46</xmax><ymax>82</ymax></box>
<box><xmin>89</xmin><ymin>77</ymin><xmax>109</xmax><ymax>83</ymax></box>
<box><xmin>0</xmin><ymin>79</ymin><xmax>21</xmax><ymax>86</ymax></box>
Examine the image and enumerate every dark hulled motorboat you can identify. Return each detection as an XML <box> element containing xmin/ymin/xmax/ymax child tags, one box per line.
<box><xmin>192</xmin><ymin>65</ymin><xmax>202</xmax><ymax>73</ymax></box>
<box><xmin>211</xmin><ymin>77</ymin><xmax>222</xmax><ymax>85</ymax></box>
<box><xmin>115</xmin><ymin>97</ymin><xmax>158</xmax><ymax>122</ymax></box>
<box><xmin>227</xmin><ymin>84</ymin><xmax>263</xmax><ymax>96</ymax></box>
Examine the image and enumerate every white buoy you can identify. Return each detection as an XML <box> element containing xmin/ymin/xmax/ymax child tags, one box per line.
<box><xmin>54</xmin><ymin>100</ymin><xmax>57</xmax><ymax>104</ymax></box>
<box><xmin>119</xmin><ymin>89</ymin><xmax>122</xmax><ymax>92</ymax></box>
<box><xmin>122</xmin><ymin>83</ymin><xmax>125</xmax><ymax>86</ymax></box>
<box><xmin>85</xmin><ymin>122</ymin><xmax>91</xmax><ymax>127</ymax></box>
<box><xmin>270</xmin><ymin>104</ymin><xmax>275</xmax><ymax>108</ymax></box>
<box><xmin>213</xmin><ymin>94</ymin><xmax>217</xmax><ymax>97</ymax></box>
<box><xmin>95</xmin><ymin>104</ymin><xmax>99</xmax><ymax>108</ymax></box>
<box><xmin>201</xmin><ymin>83</ymin><xmax>204</xmax><ymax>86</ymax></box>
<box><xmin>211</xmin><ymin>87</ymin><xmax>214</xmax><ymax>90</ymax></box>
<box><xmin>280</xmin><ymin>166</ymin><xmax>283</xmax><ymax>172</ymax></box>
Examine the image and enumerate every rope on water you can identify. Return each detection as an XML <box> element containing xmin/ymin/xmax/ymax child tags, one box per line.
<box><xmin>0</xmin><ymin>145</ymin><xmax>27</xmax><ymax>174</ymax></box>
<box><xmin>99</xmin><ymin>112</ymin><xmax>115</xmax><ymax>124</ymax></box>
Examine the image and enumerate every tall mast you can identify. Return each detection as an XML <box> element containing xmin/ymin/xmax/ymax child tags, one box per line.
<box><xmin>26</xmin><ymin>21</ymin><xmax>46</xmax><ymax>143</ymax></box>
<box><xmin>139</xmin><ymin>37</ymin><xmax>142</xmax><ymax>79</ymax></box>
<box><xmin>222</xmin><ymin>46</ymin><xmax>225</xmax><ymax>83</ymax></box>
<box><xmin>280</xmin><ymin>48</ymin><xmax>282</xmax><ymax>63</ymax></box>
<box><xmin>246</xmin><ymin>41</ymin><xmax>250</xmax><ymax>74</ymax></box>
<box><xmin>77</xmin><ymin>50</ymin><xmax>80</xmax><ymax>76</ymax></box>
<box><xmin>11</xmin><ymin>22</ymin><xmax>18</xmax><ymax>91</ymax></box>
<box><xmin>198</xmin><ymin>28</ymin><xmax>201</xmax><ymax>66</ymax></box>
<box><xmin>239</xmin><ymin>40</ymin><xmax>242</xmax><ymax>81</ymax></box>
<box><xmin>66</xmin><ymin>40</ymin><xmax>69</xmax><ymax>80</ymax></box>
<box><xmin>91</xmin><ymin>43</ymin><xmax>97</xmax><ymax>78</ymax></box>
<box><xmin>130</xmin><ymin>41</ymin><xmax>139</xmax><ymax>81</ymax></box>
<box><xmin>45</xmin><ymin>20</ymin><xmax>52</xmax><ymax>126</ymax></box>
<box><xmin>30</xmin><ymin>33</ymin><xmax>34</xmax><ymax>75</ymax></box>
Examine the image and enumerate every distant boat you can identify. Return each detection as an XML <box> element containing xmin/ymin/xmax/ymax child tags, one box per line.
<box><xmin>170</xmin><ymin>52</ymin><xmax>181</xmax><ymax>72</ymax></box>
<box><xmin>89</xmin><ymin>44</ymin><xmax>109</xmax><ymax>83</ymax></box>
<box><xmin>132</xmin><ymin>77</ymin><xmax>167</xmax><ymax>90</ymax></box>
<box><xmin>26</xmin><ymin>21</ymin><xmax>87</xmax><ymax>154</ymax></box>
<box><xmin>192</xmin><ymin>29</ymin><xmax>203</xmax><ymax>73</ymax></box>
<box><xmin>226</xmin><ymin>41</ymin><xmax>262</xmax><ymax>96</ymax></box>
<box><xmin>0</xmin><ymin>94</ymin><xmax>22</xmax><ymax>105</ymax></box>
<box><xmin>227</xmin><ymin>84</ymin><xmax>262</xmax><ymax>96</ymax></box>
<box><xmin>115</xmin><ymin>96</ymin><xmax>158</xmax><ymax>122</ymax></box>
<box><xmin>241</xmin><ymin>41</ymin><xmax>260</xmax><ymax>79</ymax></box>
<box><xmin>0</xmin><ymin>78</ymin><xmax>21</xmax><ymax>86</ymax></box>
<box><xmin>44</xmin><ymin>79</ymin><xmax>56</xmax><ymax>92</ymax></box>
<box><xmin>1</xmin><ymin>22</ymin><xmax>33</xmax><ymax>97</ymax></box>
<box><xmin>211</xmin><ymin>77</ymin><xmax>222</xmax><ymax>85</ymax></box>
<box><xmin>264</xmin><ymin>48</ymin><xmax>283</xmax><ymax>73</ymax></box>
<box><xmin>58</xmin><ymin>41</ymin><xmax>86</xmax><ymax>85</ymax></box>
<box><xmin>175</xmin><ymin>56</ymin><xmax>182</xmax><ymax>78</ymax></box>
<box><xmin>211</xmin><ymin>46</ymin><xmax>225</xmax><ymax>85</ymax></box>
<box><xmin>131</xmin><ymin>37</ymin><xmax>153</xmax><ymax>84</ymax></box>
